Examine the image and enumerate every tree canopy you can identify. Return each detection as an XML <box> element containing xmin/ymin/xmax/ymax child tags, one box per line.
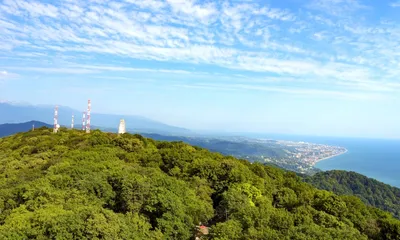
<box><xmin>0</xmin><ymin>128</ymin><xmax>399</xmax><ymax>239</ymax></box>
<box><xmin>305</xmin><ymin>170</ymin><xmax>400</xmax><ymax>220</ymax></box>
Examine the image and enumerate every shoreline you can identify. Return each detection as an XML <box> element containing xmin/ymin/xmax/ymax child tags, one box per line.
<box><xmin>314</xmin><ymin>149</ymin><xmax>348</xmax><ymax>165</ymax></box>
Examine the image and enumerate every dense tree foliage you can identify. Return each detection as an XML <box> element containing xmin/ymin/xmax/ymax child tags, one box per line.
<box><xmin>0</xmin><ymin>128</ymin><xmax>399</xmax><ymax>239</ymax></box>
<box><xmin>305</xmin><ymin>170</ymin><xmax>400</xmax><ymax>220</ymax></box>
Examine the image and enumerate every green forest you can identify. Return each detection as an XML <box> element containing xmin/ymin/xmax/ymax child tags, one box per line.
<box><xmin>305</xmin><ymin>170</ymin><xmax>400</xmax><ymax>220</ymax></box>
<box><xmin>0</xmin><ymin>127</ymin><xmax>400</xmax><ymax>239</ymax></box>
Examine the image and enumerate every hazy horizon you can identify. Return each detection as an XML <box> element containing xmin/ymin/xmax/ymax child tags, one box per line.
<box><xmin>1</xmin><ymin>0</ymin><xmax>400</xmax><ymax>139</ymax></box>
<box><xmin>2</xmin><ymin>101</ymin><xmax>400</xmax><ymax>141</ymax></box>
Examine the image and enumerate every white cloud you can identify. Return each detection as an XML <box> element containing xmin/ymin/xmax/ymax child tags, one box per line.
<box><xmin>67</xmin><ymin>65</ymin><xmax>196</xmax><ymax>74</ymax></box>
<box><xmin>175</xmin><ymin>82</ymin><xmax>380</xmax><ymax>100</ymax></box>
<box><xmin>308</xmin><ymin>0</ymin><xmax>370</xmax><ymax>16</ymax></box>
<box><xmin>3</xmin><ymin>67</ymin><xmax>98</xmax><ymax>74</ymax></box>
<box><xmin>390</xmin><ymin>1</ymin><xmax>400</xmax><ymax>7</ymax></box>
<box><xmin>253</xmin><ymin>6</ymin><xmax>296</xmax><ymax>21</ymax></box>
<box><xmin>0</xmin><ymin>0</ymin><xmax>399</xmax><ymax>99</ymax></box>
<box><xmin>2</xmin><ymin>0</ymin><xmax>59</xmax><ymax>17</ymax></box>
<box><xmin>0</xmin><ymin>70</ymin><xmax>18</xmax><ymax>81</ymax></box>
<box><xmin>3</xmin><ymin>65</ymin><xmax>211</xmax><ymax>76</ymax></box>
<box><xmin>312</xmin><ymin>31</ymin><xmax>327</xmax><ymax>41</ymax></box>
<box><xmin>124</xmin><ymin>0</ymin><xmax>167</xmax><ymax>10</ymax></box>
<box><xmin>166</xmin><ymin>0</ymin><xmax>218</xmax><ymax>24</ymax></box>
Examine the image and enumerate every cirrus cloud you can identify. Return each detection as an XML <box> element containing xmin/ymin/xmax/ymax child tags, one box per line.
<box><xmin>0</xmin><ymin>0</ymin><xmax>399</xmax><ymax>99</ymax></box>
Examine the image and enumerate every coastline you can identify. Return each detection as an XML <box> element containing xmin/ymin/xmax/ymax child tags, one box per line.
<box><xmin>314</xmin><ymin>149</ymin><xmax>348</xmax><ymax>165</ymax></box>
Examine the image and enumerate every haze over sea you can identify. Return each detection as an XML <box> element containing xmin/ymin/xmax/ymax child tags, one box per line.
<box><xmin>240</xmin><ymin>133</ymin><xmax>400</xmax><ymax>188</ymax></box>
<box><xmin>314</xmin><ymin>138</ymin><xmax>400</xmax><ymax>188</ymax></box>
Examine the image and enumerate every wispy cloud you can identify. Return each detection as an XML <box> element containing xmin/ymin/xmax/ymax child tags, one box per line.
<box><xmin>72</xmin><ymin>65</ymin><xmax>195</xmax><ymax>74</ymax></box>
<box><xmin>3</xmin><ymin>67</ymin><xmax>98</xmax><ymax>74</ymax></box>
<box><xmin>0</xmin><ymin>70</ymin><xmax>18</xmax><ymax>81</ymax></box>
<box><xmin>389</xmin><ymin>1</ymin><xmax>400</xmax><ymax>7</ymax></box>
<box><xmin>175</xmin><ymin>83</ymin><xmax>382</xmax><ymax>100</ymax></box>
<box><xmin>0</xmin><ymin>0</ymin><xmax>399</xmax><ymax>100</ymax></box>
<box><xmin>308</xmin><ymin>0</ymin><xmax>370</xmax><ymax>16</ymax></box>
<box><xmin>3</xmin><ymin>65</ymin><xmax>202</xmax><ymax>75</ymax></box>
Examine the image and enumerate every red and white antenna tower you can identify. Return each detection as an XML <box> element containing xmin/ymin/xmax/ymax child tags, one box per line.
<box><xmin>86</xmin><ymin>99</ymin><xmax>91</xmax><ymax>133</ymax></box>
<box><xmin>53</xmin><ymin>105</ymin><xmax>58</xmax><ymax>133</ymax></box>
<box><xmin>71</xmin><ymin>114</ymin><xmax>74</xmax><ymax>129</ymax></box>
<box><xmin>82</xmin><ymin>112</ymin><xmax>86</xmax><ymax>131</ymax></box>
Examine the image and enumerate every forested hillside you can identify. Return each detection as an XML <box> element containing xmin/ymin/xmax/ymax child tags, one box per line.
<box><xmin>0</xmin><ymin>128</ymin><xmax>399</xmax><ymax>239</ymax></box>
<box><xmin>305</xmin><ymin>170</ymin><xmax>400</xmax><ymax>219</ymax></box>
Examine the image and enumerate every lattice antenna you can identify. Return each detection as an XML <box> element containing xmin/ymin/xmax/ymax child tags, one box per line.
<box><xmin>53</xmin><ymin>105</ymin><xmax>58</xmax><ymax>133</ymax></box>
<box><xmin>82</xmin><ymin>112</ymin><xmax>86</xmax><ymax>131</ymax></box>
<box><xmin>71</xmin><ymin>114</ymin><xmax>75</xmax><ymax>129</ymax></box>
<box><xmin>86</xmin><ymin>99</ymin><xmax>91</xmax><ymax>133</ymax></box>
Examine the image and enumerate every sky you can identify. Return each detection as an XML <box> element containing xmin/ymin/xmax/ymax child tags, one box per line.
<box><xmin>0</xmin><ymin>0</ymin><xmax>400</xmax><ymax>139</ymax></box>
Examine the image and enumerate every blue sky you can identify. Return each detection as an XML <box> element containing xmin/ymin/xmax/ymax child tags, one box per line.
<box><xmin>0</xmin><ymin>0</ymin><xmax>400</xmax><ymax>138</ymax></box>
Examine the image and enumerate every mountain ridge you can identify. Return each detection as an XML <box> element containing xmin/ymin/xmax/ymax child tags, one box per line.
<box><xmin>0</xmin><ymin>120</ymin><xmax>52</xmax><ymax>137</ymax></box>
<box><xmin>0</xmin><ymin>102</ymin><xmax>189</xmax><ymax>134</ymax></box>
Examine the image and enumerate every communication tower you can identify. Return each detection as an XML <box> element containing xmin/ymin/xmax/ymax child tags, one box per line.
<box><xmin>86</xmin><ymin>100</ymin><xmax>91</xmax><ymax>133</ymax></box>
<box><xmin>71</xmin><ymin>114</ymin><xmax>74</xmax><ymax>129</ymax></box>
<box><xmin>82</xmin><ymin>112</ymin><xmax>86</xmax><ymax>131</ymax></box>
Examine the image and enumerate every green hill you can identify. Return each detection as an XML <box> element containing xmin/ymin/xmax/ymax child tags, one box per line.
<box><xmin>0</xmin><ymin>128</ymin><xmax>399</xmax><ymax>239</ymax></box>
<box><xmin>305</xmin><ymin>170</ymin><xmax>400</xmax><ymax>220</ymax></box>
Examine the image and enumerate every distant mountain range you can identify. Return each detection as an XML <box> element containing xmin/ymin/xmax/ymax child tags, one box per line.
<box><xmin>0</xmin><ymin>121</ymin><xmax>52</xmax><ymax>137</ymax></box>
<box><xmin>0</xmin><ymin>102</ymin><xmax>189</xmax><ymax>134</ymax></box>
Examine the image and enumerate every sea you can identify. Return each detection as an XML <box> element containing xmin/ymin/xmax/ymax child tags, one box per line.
<box><xmin>240</xmin><ymin>133</ymin><xmax>400</xmax><ymax>188</ymax></box>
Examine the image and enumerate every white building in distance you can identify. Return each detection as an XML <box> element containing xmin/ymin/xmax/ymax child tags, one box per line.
<box><xmin>118</xmin><ymin>119</ymin><xmax>126</xmax><ymax>134</ymax></box>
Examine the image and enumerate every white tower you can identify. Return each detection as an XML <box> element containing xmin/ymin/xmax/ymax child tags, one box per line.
<box><xmin>118</xmin><ymin>119</ymin><xmax>126</xmax><ymax>134</ymax></box>
<box><xmin>53</xmin><ymin>105</ymin><xmax>59</xmax><ymax>133</ymax></box>
<box><xmin>86</xmin><ymin>99</ymin><xmax>91</xmax><ymax>133</ymax></box>
<box><xmin>71</xmin><ymin>114</ymin><xmax>74</xmax><ymax>129</ymax></box>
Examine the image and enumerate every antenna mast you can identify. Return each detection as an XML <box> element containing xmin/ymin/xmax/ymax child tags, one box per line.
<box><xmin>82</xmin><ymin>112</ymin><xmax>86</xmax><ymax>131</ymax></box>
<box><xmin>86</xmin><ymin>99</ymin><xmax>91</xmax><ymax>133</ymax></box>
<box><xmin>53</xmin><ymin>105</ymin><xmax>59</xmax><ymax>133</ymax></box>
<box><xmin>71</xmin><ymin>114</ymin><xmax>74</xmax><ymax>129</ymax></box>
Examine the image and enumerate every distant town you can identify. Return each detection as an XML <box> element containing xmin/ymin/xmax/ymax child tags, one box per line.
<box><xmin>278</xmin><ymin>140</ymin><xmax>347</xmax><ymax>164</ymax></box>
<box><xmin>248</xmin><ymin>139</ymin><xmax>348</xmax><ymax>174</ymax></box>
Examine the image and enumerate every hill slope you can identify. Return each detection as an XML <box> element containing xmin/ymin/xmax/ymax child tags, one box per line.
<box><xmin>142</xmin><ymin>133</ymin><xmax>288</xmax><ymax>158</ymax></box>
<box><xmin>0</xmin><ymin>128</ymin><xmax>399</xmax><ymax>239</ymax></box>
<box><xmin>305</xmin><ymin>170</ymin><xmax>400</xmax><ymax>219</ymax></box>
<box><xmin>0</xmin><ymin>102</ymin><xmax>189</xmax><ymax>134</ymax></box>
<box><xmin>141</xmin><ymin>133</ymin><xmax>322</xmax><ymax>175</ymax></box>
<box><xmin>0</xmin><ymin>120</ymin><xmax>52</xmax><ymax>137</ymax></box>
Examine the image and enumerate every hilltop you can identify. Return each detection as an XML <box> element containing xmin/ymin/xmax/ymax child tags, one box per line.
<box><xmin>0</xmin><ymin>128</ymin><xmax>399</xmax><ymax>239</ymax></box>
<box><xmin>305</xmin><ymin>170</ymin><xmax>400</xmax><ymax>219</ymax></box>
